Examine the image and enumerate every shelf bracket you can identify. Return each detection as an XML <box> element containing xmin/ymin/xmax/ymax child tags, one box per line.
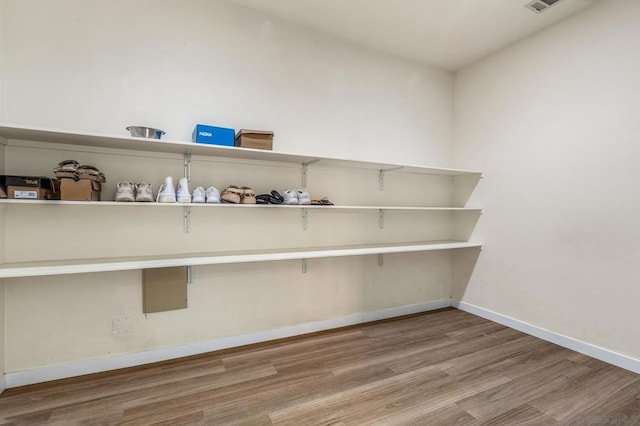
<box><xmin>184</xmin><ymin>151</ymin><xmax>192</xmax><ymax>182</ymax></box>
<box><xmin>186</xmin><ymin>266</ymin><xmax>194</xmax><ymax>284</ymax></box>
<box><xmin>379</xmin><ymin>209</ymin><xmax>384</xmax><ymax>229</ymax></box>
<box><xmin>379</xmin><ymin>167</ymin><xmax>404</xmax><ymax>191</ymax></box>
<box><xmin>301</xmin><ymin>160</ymin><xmax>320</xmax><ymax>188</ymax></box>
<box><xmin>183</xmin><ymin>206</ymin><xmax>191</xmax><ymax>234</ymax></box>
<box><xmin>302</xmin><ymin>259</ymin><xmax>308</xmax><ymax>273</ymax></box>
<box><xmin>302</xmin><ymin>208</ymin><xmax>308</xmax><ymax>231</ymax></box>
<box><xmin>378</xmin><ymin>254</ymin><xmax>384</xmax><ymax>267</ymax></box>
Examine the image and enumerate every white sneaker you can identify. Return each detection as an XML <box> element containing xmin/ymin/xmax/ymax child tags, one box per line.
<box><xmin>297</xmin><ymin>189</ymin><xmax>311</xmax><ymax>205</ymax></box>
<box><xmin>283</xmin><ymin>189</ymin><xmax>298</xmax><ymax>205</ymax></box>
<box><xmin>192</xmin><ymin>186</ymin><xmax>205</xmax><ymax>203</ymax></box>
<box><xmin>176</xmin><ymin>177</ymin><xmax>191</xmax><ymax>203</ymax></box>
<box><xmin>135</xmin><ymin>182</ymin><xmax>154</xmax><ymax>202</ymax></box>
<box><xmin>156</xmin><ymin>176</ymin><xmax>176</xmax><ymax>203</ymax></box>
<box><xmin>115</xmin><ymin>182</ymin><xmax>135</xmax><ymax>202</ymax></box>
<box><xmin>205</xmin><ymin>186</ymin><xmax>221</xmax><ymax>203</ymax></box>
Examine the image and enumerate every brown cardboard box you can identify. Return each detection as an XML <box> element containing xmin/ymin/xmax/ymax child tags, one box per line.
<box><xmin>7</xmin><ymin>186</ymin><xmax>57</xmax><ymax>200</ymax></box>
<box><xmin>0</xmin><ymin>175</ymin><xmax>59</xmax><ymax>200</ymax></box>
<box><xmin>235</xmin><ymin>129</ymin><xmax>274</xmax><ymax>150</ymax></box>
<box><xmin>60</xmin><ymin>179</ymin><xmax>101</xmax><ymax>201</ymax></box>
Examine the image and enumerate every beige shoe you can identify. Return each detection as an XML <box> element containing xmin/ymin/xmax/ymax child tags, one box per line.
<box><xmin>241</xmin><ymin>187</ymin><xmax>256</xmax><ymax>204</ymax></box>
<box><xmin>135</xmin><ymin>182</ymin><xmax>154</xmax><ymax>202</ymax></box>
<box><xmin>0</xmin><ymin>184</ymin><xmax>6</xmax><ymax>199</ymax></box>
<box><xmin>221</xmin><ymin>185</ymin><xmax>242</xmax><ymax>203</ymax></box>
<box><xmin>115</xmin><ymin>182</ymin><xmax>135</xmax><ymax>202</ymax></box>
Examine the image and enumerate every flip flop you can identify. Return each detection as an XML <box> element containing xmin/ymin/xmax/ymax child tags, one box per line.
<box><xmin>311</xmin><ymin>197</ymin><xmax>334</xmax><ymax>206</ymax></box>
<box><xmin>255</xmin><ymin>190</ymin><xmax>285</xmax><ymax>204</ymax></box>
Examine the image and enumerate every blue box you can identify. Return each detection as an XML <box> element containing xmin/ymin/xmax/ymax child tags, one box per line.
<box><xmin>192</xmin><ymin>124</ymin><xmax>235</xmax><ymax>146</ymax></box>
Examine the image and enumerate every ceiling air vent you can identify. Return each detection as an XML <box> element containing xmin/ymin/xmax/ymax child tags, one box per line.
<box><xmin>525</xmin><ymin>0</ymin><xmax>563</xmax><ymax>13</ymax></box>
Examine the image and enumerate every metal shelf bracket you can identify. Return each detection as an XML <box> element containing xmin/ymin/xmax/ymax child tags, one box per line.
<box><xmin>302</xmin><ymin>259</ymin><xmax>308</xmax><ymax>273</ymax></box>
<box><xmin>184</xmin><ymin>151</ymin><xmax>192</xmax><ymax>181</ymax></box>
<box><xmin>301</xmin><ymin>160</ymin><xmax>319</xmax><ymax>188</ymax></box>
<box><xmin>187</xmin><ymin>265</ymin><xmax>194</xmax><ymax>284</ymax></box>
<box><xmin>302</xmin><ymin>208</ymin><xmax>308</xmax><ymax>231</ymax></box>
<box><xmin>378</xmin><ymin>254</ymin><xmax>384</xmax><ymax>267</ymax></box>
<box><xmin>183</xmin><ymin>206</ymin><xmax>191</xmax><ymax>233</ymax></box>
<box><xmin>379</xmin><ymin>209</ymin><xmax>385</xmax><ymax>229</ymax></box>
<box><xmin>379</xmin><ymin>167</ymin><xmax>404</xmax><ymax>191</ymax></box>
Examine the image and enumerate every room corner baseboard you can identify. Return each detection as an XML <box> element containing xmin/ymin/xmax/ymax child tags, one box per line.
<box><xmin>452</xmin><ymin>301</ymin><xmax>640</xmax><ymax>375</ymax></box>
<box><xmin>5</xmin><ymin>299</ymin><xmax>452</xmax><ymax>388</ymax></box>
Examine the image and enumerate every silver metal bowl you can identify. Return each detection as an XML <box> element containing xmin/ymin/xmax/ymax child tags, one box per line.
<box><xmin>126</xmin><ymin>126</ymin><xmax>166</xmax><ymax>139</ymax></box>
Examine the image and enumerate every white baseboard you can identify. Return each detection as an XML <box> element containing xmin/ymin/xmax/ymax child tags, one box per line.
<box><xmin>453</xmin><ymin>301</ymin><xmax>640</xmax><ymax>375</ymax></box>
<box><xmin>5</xmin><ymin>299</ymin><xmax>451</xmax><ymax>388</ymax></box>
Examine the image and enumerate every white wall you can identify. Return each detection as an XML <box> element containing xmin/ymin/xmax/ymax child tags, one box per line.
<box><xmin>454</xmin><ymin>0</ymin><xmax>640</xmax><ymax>359</ymax></box>
<box><xmin>4</xmin><ymin>0</ymin><xmax>453</xmax><ymax>166</ymax></box>
<box><xmin>2</xmin><ymin>0</ymin><xmax>460</xmax><ymax>375</ymax></box>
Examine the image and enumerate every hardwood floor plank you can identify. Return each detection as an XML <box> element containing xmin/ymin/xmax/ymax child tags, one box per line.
<box><xmin>0</xmin><ymin>359</ymin><xmax>226</xmax><ymax>419</ymax></box>
<box><xmin>564</xmin><ymin>378</ymin><xmax>640</xmax><ymax>425</ymax></box>
<box><xmin>1</xmin><ymin>310</ymin><xmax>637</xmax><ymax>425</ymax></box>
<box><xmin>477</xmin><ymin>404</ymin><xmax>560</xmax><ymax>425</ymax></box>
<box><xmin>44</xmin><ymin>363</ymin><xmax>277</xmax><ymax>424</ymax></box>
<box><xmin>405</xmin><ymin>404</ymin><xmax>478</xmax><ymax>426</ymax></box>
<box><xmin>456</xmin><ymin>359</ymin><xmax>589</xmax><ymax>420</ymax></box>
<box><xmin>146</xmin><ymin>411</ymin><xmax>205</xmax><ymax>426</ymax></box>
<box><xmin>530</xmin><ymin>363</ymin><xmax>639</xmax><ymax>422</ymax></box>
<box><xmin>269</xmin><ymin>366</ymin><xmax>510</xmax><ymax>425</ymax></box>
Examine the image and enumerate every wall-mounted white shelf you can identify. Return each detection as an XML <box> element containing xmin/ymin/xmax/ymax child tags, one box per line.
<box><xmin>0</xmin><ymin>123</ymin><xmax>482</xmax><ymax>177</ymax></box>
<box><xmin>0</xmin><ymin>199</ymin><xmax>481</xmax><ymax>212</ymax></box>
<box><xmin>0</xmin><ymin>241</ymin><xmax>482</xmax><ymax>279</ymax></box>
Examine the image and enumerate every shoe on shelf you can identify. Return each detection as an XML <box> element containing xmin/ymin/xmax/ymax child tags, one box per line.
<box><xmin>156</xmin><ymin>176</ymin><xmax>176</xmax><ymax>203</ymax></box>
<box><xmin>176</xmin><ymin>177</ymin><xmax>191</xmax><ymax>203</ymax></box>
<box><xmin>241</xmin><ymin>186</ymin><xmax>256</xmax><ymax>204</ymax></box>
<box><xmin>221</xmin><ymin>185</ymin><xmax>242</xmax><ymax>203</ymax></box>
<box><xmin>135</xmin><ymin>182</ymin><xmax>154</xmax><ymax>202</ymax></box>
<box><xmin>256</xmin><ymin>190</ymin><xmax>284</xmax><ymax>205</ymax></box>
<box><xmin>283</xmin><ymin>189</ymin><xmax>298</xmax><ymax>205</ymax></box>
<box><xmin>53</xmin><ymin>159</ymin><xmax>79</xmax><ymax>180</ymax></box>
<box><xmin>115</xmin><ymin>181</ymin><xmax>135</xmax><ymax>202</ymax></box>
<box><xmin>0</xmin><ymin>184</ymin><xmax>7</xmax><ymax>199</ymax></box>
<box><xmin>297</xmin><ymin>189</ymin><xmax>311</xmax><ymax>205</ymax></box>
<box><xmin>310</xmin><ymin>197</ymin><xmax>334</xmax><ymax>206</ymax></box>
<box><xmin>192</xmin><ymin>186</ymin><xmax>206</xmax><ymax>203</ymax></box>
<box><xmin>205</xmin><ymin>186</ymin><xmax>221</xmax><ymax>203</ymax></box>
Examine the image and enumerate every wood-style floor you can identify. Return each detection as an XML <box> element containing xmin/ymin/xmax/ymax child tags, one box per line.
<box><xmin>1</xmin><ymin>309</ymin><xmax>639</xmax><ymax>425</ymax></box>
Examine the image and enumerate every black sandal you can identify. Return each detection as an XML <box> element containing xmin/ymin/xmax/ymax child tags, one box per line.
<box><xmin>255</xmin><ymin>190</ymin><xmax>285</xmax><ymax>204</ymax></box>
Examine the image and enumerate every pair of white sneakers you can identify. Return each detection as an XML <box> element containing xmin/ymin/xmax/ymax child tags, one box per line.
<box><xmin>115</xmin><ymin>182</ymin><xmax>154</xmax><ymax>202</ymax></box>
<box><xmin>156</xmin><ymin>177</ymin><xmax>221</xmax><ymax>203</ymax></box>
<box><xmin>283</xmin><ymin>189</ymin><xmax>311</xmax><ymax>205</ymax></box>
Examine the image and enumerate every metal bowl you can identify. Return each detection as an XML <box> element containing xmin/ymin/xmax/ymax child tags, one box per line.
<box><xmin>126</xmin><ymin>126</ymin><xmax>166</xmax><ymax>139</ymax></box>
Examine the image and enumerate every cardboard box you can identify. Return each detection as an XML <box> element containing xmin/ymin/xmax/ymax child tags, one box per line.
<box><xmin>192</xmin><ymin>124</ymin><xmax>235</xmax><ymax>146</ymax></box>
<box><xmin>60</xmin><ymin>179</ymin><xmax>101</xmax><ymax>201</ymax></box>
<box><xmin>0</xmin><ymin>175</ymin><xmax>59</xmax><ymax>200</ymax></box>
<box><xmin>235</xmin><ymin>129</ymin><xmax>274</xmax><ymax>150</ymax></box>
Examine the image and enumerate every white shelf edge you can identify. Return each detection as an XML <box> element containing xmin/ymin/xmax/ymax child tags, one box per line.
<box><xmin>0</xmin><ymin>199</ymin><xmax>481</xmax><ymax>211</ymax></box>
<box><xmin>0</xmin><ymin>241</ymin><xmax>482</xmax><ymax>278</ymax></box>
<box><xmin>0</xmin><ymin>123</ymin><xmax>482</xmax><ymax>177</ymax></box>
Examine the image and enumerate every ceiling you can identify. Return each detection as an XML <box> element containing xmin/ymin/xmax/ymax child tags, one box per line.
<box><xmin>223</xmin><ymin>0</ymin><xmax>599</xmax><ymax>71</ymax></box>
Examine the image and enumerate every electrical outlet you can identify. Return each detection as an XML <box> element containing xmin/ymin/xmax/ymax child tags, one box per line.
<box><xmin>112</xmin><ymin>317</ymin><xmax>133</xmax><ymax>336</ymax></box>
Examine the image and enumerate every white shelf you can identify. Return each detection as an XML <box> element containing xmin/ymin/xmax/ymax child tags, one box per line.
<box><xmin>0</xmin><ymin>199</ymin><xmax>481</xmax><ymax>212</ymax></box>
<box><xmin>0</xmin><ymin>241</ymin><xmax>482</xmax><ymax>279</ymax></box>
<box><xmin>0</xmin><ymin>123</ymin><xmax>482</xmax><ymax>177</ymax></box>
